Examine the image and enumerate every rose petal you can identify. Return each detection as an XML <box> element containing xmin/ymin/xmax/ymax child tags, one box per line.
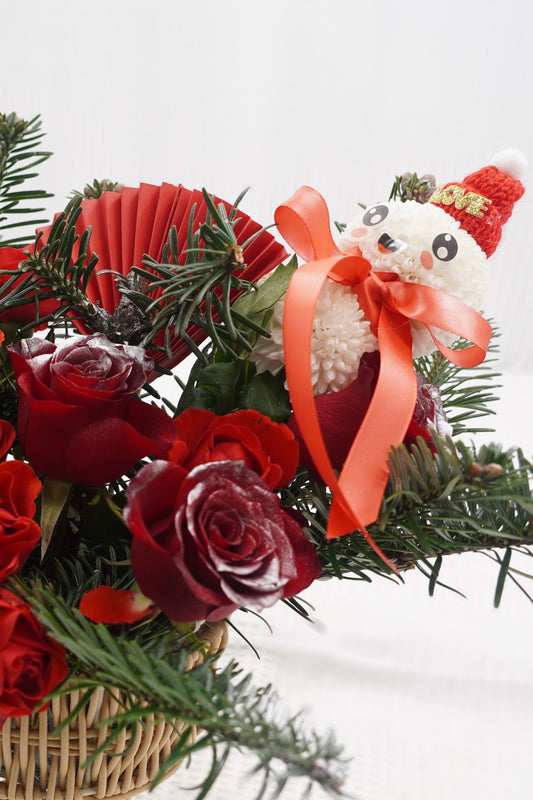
<box><xmin>62</xmin><ymin>411</ymin><xmax>177</xmax><ymax>486</ymax></box>
<box><xmin>279</xmin><ymin>511</ymin><xmax>322</xmax><ymax>598</ymax></box>
<box><xmin>131</xmin><ymin>537</ymin><xmax>224</xmax><ymax>622</ymax></box>
<box><xmin>0</xmin><ymin>420</ymin><xmax>15</xmax><ymax>461</ymax></box>
<box><xmin>0</xmin><ymin>460</ymin><xmax>42</xmax><ymax>518</ymax></box>
<box><xmin>79</xmin><ymin>587</ymin><xmax>154</xmax><ymax>624</ymax></box>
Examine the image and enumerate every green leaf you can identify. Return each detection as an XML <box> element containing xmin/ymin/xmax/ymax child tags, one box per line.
<box><xmin>428</xmin><ymin>555</ymin><xmax>443</xmax><ymax>596</ymax></box>
<box><xmin>232</xmin><ymin>256</ymin><xmax>297</xmax><ymax>317</ymax></box>
<box><xmin>197</xmin><ymin>361</ymin><xmax>242</xmax><ymax>414</ymax></box>
<box><xmin>239</xmin><ymin>371</ymin><xmax>291</xmax><ymax>422</ymax></box>
<box><xmin>177</xmin><ymin>385</ymin><xmax>217</xmax><ymax>413</ymax></box>
<box><xmin>39</xmin><ymin>478</ymin><xmax>72</xmax><ymax>559</ymax></box>
<box><xmin>72</xmin><ymin>488</ymin><xmax>128</xmax><ymax>545</ymax></box>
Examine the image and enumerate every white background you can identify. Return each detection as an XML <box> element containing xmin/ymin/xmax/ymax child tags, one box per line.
<box><xmin>3</xmin><ymin>1</ymin><xmax>533</xmax><ymax>798</ymax></box>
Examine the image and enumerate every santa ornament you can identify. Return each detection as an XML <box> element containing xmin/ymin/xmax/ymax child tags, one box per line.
<box><xmin>252</xmin><ymin>151</ymin><xmax>526</xmax><ymax>564</ymax></box>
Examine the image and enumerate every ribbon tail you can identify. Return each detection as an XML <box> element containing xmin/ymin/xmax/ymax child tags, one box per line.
<box><xmin>327</xmin><ymin>500</ymin><xmax>399</xmax><ymax>573</ymax></box>
<box><xmin>328</xmin><ymin>306</ymin><xmax>417</xmax><ymax>534</ymax></box>
<box><xmin>283</xmin><ymin>257</ymin><xmax>349</xmax><ymax>496</ymax></box>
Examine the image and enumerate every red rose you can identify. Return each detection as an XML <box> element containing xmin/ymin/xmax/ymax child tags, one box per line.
<box><xmin>124</xmin><ymin>460</ymin><xmax>321</xmax><ymax>623</ymax></box>
<box><xmin>0</xmin><ymin>588</ymin><xmax>68</xmax><ymax>724</ymax></box>
<box><xmin>289</xmin><ymin>352</ymin><xmax>451</xmax><ymax>479</ymax></box>
<box><xmin>169</xmin><ymin>408</ymin><xmax>299</xmax><ymax>490</ymax></box>
<box><xmin>0</xmin><ymin>246</ymin><xmax>59</xmax><ymax>324</ymax></box>
<box><xmin>8</xmin><ymin>334</ymin><xmax>178</xmax><ymax>486</ymax></box>
<box><xmin>288</xmin><ymin>352</ymin><xmax>379</xmax><ymax>479</ymax></box>
<box><xmin>0</xmin><ymin>460</ymin><xmax>41</xmax><ymax>586</ymax></box>
<box><xmin>404</xmin><ymin>373</ymin><xmax>452</xmax><ymax>450</ymax></box>
<box><xmin>0</xmin><ymin>419</ymin><xmax>15</xmax><ymax>460</ymax></box>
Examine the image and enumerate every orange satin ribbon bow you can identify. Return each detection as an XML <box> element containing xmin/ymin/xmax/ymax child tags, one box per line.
<box><xmin>275</xmin><ymin>186</ymin><xmax>492</xmax><ymax>569</ymax></box>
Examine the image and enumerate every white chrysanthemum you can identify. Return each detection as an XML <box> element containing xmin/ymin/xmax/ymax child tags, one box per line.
<box><xmin>250</xmin><ymin>280</ymin><xmax>378</xmax><ymax>395</ymax></box>
<box><xmin>338</xmin><ymin>200</ymin><xmax>488</xmax><ymax>357</ymax></box>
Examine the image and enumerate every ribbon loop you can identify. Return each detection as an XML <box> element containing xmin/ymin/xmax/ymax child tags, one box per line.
<box><xmin>275</xmin><ymin>186</ymin><xmax>340</xmax><ymax>262</ymax></box>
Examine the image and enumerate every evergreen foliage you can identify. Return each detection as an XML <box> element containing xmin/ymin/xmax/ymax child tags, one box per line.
<box><xmin>414</xmin><ymin>327</ymin><xmax>502</xmax><ymax>435</ymax></box>
<box><xmin>0</xmin><ymin>113</ymin><xmax>53</xmax><ymax>246</ymax></box>
<box><xmin>117</xmin><ymin>190</ymin><xmax>273</xmax><ymax>363</ymax></box>
<box><xmin>15</xmin><ymin>580</ymin><xmax>347</xmax><ymax>800</ymax></box>
<box><xmin>288</xmin><ymin>436</ymin><xmax>533</xmax><ymax>604</ymax></box>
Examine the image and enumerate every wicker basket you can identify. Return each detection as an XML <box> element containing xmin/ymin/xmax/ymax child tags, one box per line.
<box><xmin>0</xmin><ymin>620</ymin><xmax>228</xmax><ymax>800</ymax></box>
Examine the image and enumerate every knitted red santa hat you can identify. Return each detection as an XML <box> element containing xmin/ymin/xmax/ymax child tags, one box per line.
<box><xmin>429</xmin><ymin>149</ymin><xmax>526</xmax><ymax>257</ymax></box>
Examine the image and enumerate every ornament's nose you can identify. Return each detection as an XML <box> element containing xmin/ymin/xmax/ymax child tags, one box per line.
<box><xmin>377</xmin><ymin>232</ymin><xmax>405</xmax><ymax>254</ymax></box>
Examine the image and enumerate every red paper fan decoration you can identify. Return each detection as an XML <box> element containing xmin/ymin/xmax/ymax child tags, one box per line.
<box><xmin>38</xmin><ymin>183</ymin><xmax>287</xmax><ymax>378</ymax></box>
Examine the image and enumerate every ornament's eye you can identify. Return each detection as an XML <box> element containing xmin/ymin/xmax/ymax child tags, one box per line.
<box><xmin>432</xmin><ymin>233</ymin><xmax>458</xmax><ymax>262</ymax></box>
<box><xmin>362</xmin><ymin>204</ymin><xmax>389</xmax><ymax>227</ymax></box>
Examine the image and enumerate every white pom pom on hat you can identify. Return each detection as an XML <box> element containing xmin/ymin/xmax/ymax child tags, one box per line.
<box><xmin>490</xmin><ymin>148</ymin><xmax>528</xmax><ymax>181</ymax></box>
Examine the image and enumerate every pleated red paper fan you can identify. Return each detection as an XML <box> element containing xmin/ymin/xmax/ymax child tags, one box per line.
<box><xmin>38</xmin><ymin>183</ymin><xmax>287</xmax><ymax>376</ymax></box>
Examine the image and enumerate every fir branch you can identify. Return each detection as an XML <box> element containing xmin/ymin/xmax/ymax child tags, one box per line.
<box><xmin>290</xmin><ymin>437</ymin><xmax>533</xmax><ymax>604</ymax></box>
<box><xmin>0</xmin><ymin>345</ymin><xmax>19</xmax><ymax>426</ymax></box>
<box><xmin>43</xmin><ymin>544</ymin><xmax>135</xmax><ymax>607</ymax></box>
<box><xmin>116</xmin><ymin>190</ymin><xmax>271</xmax><ymax>364</ymax></box>
<box><xmin>0</xmin><ymin>195</ymin><xmax>108</xmax><ymax>333</ymax></box>
<box><xmin>20</xmin><ymin>583</ymin><xmax>348</xmax><ymax>800</ymax></box>
<box><xmin>414</xmin><ymin>325</ymin><xmax>501</xmax><ymax>435</ymax></box>
<box><xmin>0</xmin><ymin>112</ymin><xmax>53</xmax><ymax>246</ymax></box>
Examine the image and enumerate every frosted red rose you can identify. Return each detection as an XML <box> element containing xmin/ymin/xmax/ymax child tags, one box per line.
<box><xmin>0</xmin><ymin>589</ymin><xmax>68</xmax><ymax>724</ymax></box>
<box><xmin>124</xmin><ymin>459</ymin><xmax>321</xmax><ymax>623</ymax></box>
<box><xmin>404</xmin><ymin>373</ymin><xmax>452</xmax><ymax>449</ymax></box>
<box><xmin>8</xmin><ymin>334</ymin><xmax>177</xmax><ymax>486</ymax></box>
<box><xmin>170</xmin><ymin>408</ymin><xmax>299</xmax><ymax>490</ymax></box>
